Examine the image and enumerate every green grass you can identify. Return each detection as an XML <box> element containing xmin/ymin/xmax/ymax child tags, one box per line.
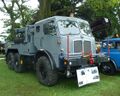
<box><xmin>0</xmin><ymin>59</ymin><xmax>120</xmax><ymax>96</ymax></box>
<box><xmin>0</xmin><ymin>54</ymin><xmax>5</xmax><ymax>58</ymax></box>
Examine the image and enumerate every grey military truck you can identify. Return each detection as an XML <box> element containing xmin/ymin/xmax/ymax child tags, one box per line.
<box><xmin>5</xmin><ymin>16</ymin><xmax>99</xmax><ymax>86</ymax></box>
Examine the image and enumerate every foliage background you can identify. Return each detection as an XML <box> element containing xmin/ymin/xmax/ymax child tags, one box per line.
<box><xmin>0</xmin><ymin>0</ymin><xmax>120</xmax><ymax>40</ymax></box>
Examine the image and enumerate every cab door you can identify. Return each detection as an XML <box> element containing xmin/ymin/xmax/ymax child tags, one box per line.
<box><xmin>109</xmin><ymin>41</ymin><xmax>120</xmax><ymax>69</ymax></box>
<box><xmin>41</xmin><ymin>20</ymin><xmax>60</xmax><ymax>66</ymax></box>
<box><xmin>111</xmin><ymin>41</ymin><xmax>120</xmax><ymax>68</ymax></box>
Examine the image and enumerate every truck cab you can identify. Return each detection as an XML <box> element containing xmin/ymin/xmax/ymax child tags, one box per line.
<box><xmin>34</xmin><ymin>16</ymin><xmax>96</xmax><ymax>69</ymax></box>
<box><xmin>100</xmin><ymin>38</ymin><xmax>120</xmax><ymax>75</ymax></box>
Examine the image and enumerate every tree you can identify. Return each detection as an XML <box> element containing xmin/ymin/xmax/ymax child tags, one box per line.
<box><xmin>33</xmin><ymin>0</ymin><xmax>83</xmax><ymax>22</ymax></box>
<box><xmin>77</xmin><ymin>0</ymin><xmax>120</xmax><ymax>38</ymax></box>
<box><xmin>0</xmin><ymin>0</ymin><xmax>17</xmax><ymax>40</ymax></box>
<box><xmin>15</xmin><ymin>0</ymin><xmax>35</xmax><ymax>27</ymax></box>
<box><xmin>0</xmin><ymin>0</ymin><xmax>35</xmax><ymax>40</ymax></box>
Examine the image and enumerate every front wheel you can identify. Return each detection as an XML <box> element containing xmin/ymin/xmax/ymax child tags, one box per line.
<box><xmin>100</xmin><ymin>62</ymin><xmax>116</xmax><ymax>75</ymax></box>
<box><xmin>36</xmin><ymin>56</ymin><xmax>58</xmax><ymax>86</ymax></box>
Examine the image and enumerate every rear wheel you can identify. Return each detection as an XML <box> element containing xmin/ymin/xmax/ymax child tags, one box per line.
<box><xmin>6</xmin><ymin>53</ymin><xmax>15</xmax><ymax>70</ymax></box>
<box><xmin>36</xmin><ymin>56</ymin><xmax>58</xmax><ymax>86</ymax></box>
<box><xmin>14</xmin><ymin>53</ymin><xmax>25</xmax><ymax>73</ymax></box>
<box><xmin>100</xmin><ymin>62</ymin><xmax>116</xmax><ymax>75</ymax></box>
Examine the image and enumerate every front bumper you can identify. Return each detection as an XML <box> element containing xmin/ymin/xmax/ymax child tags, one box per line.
<box><xmin>59</xmin><ymin>57</ymin><xmax>96</xmax><ymax>77</ymax></box>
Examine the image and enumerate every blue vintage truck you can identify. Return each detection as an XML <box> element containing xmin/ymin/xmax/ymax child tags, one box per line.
<box><xmin>100</xmin><ymin>38</ymin><xmax>120</xmax><ymax>75</ymax></box>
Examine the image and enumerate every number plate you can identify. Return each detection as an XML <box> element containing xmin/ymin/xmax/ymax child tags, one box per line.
<box><xmin>76</xmin><ymin>66</ymin><xmax>100</xmax><ymax>87</ymax></box>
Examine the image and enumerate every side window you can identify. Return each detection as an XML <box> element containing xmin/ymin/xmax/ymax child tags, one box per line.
<box><xmin>43</xmin><ymin>20</ymin><xmax>56</xmax><ymax>35</ymax></box>
<box><xmin>36</xmin><ymin>26</ymin><xmax>40</xmax><ymax>32</ymax></box>
<box><xmin>14</xmin><ymin>32</ymin><xmax>25</xmax><ymax>43</ymax></box>
<box><xmin>102</xmin><ymin>42</ymin><xmax>115</xmax><ymax>49</ymax></box>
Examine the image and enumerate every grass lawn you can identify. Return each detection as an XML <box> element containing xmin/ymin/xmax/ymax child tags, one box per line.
<box><xmin>0</xmin><ymin>54</ymin><xmax>5</xmax><ymax>58</ymax></box>
<box><xmin>0</xmin><ymin>59</ymin><xmax>120</xmax><ymax>96</ymax></box>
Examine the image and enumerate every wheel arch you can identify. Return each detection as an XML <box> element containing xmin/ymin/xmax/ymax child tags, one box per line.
<box><xmin>6</xmin><ymin>49</ymin><xmax>19</xmax><ymax>55</ymax></box>
<box><xmin>110</xmin><ymin>59</ymin><xmax>118</xmax><ymax>70</ymax></box>
<box><xmin>100</xmin><ymin>58</ymin><xmax>117</xmax><ymax>70</ymax></box>
<box><xmin>35</xmin><ymin>49</ymin><xmax>56</xmax><ymax>70</ymax></box>
<box><xmin>6</xmin><ymin>49</ymin><xmax>19</xmax><ymax>57</ymax></box>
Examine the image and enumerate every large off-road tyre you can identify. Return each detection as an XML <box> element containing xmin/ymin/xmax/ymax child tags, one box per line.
<box><xmin>6</xmin><ymin>53</ymin><xmax>15</xmax><ymax>70</ymax></box>
<box><xmin>14</xmin><ymin>53</ymin><xmax>25</xmax><ymax>73</ymax></box>
<box><xmin>100</xmin><ymin>62</ymin><xmax>116</xmax><ymax>75</ymax></box>
<box><xmin>36</xmin><ymin>56</ymin><xmax>58</xmax><ymax>86</ymax></box>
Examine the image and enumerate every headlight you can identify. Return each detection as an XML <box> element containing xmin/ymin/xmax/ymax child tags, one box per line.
<box><xmin>69</xmin><ymin>62</ymin><xmax>72</xmax><ymax>65</ymax></box>
<box><xmin>108</xmin><ymin>57</ymin><xmax>110</xmax><ymax>61</ymax></box>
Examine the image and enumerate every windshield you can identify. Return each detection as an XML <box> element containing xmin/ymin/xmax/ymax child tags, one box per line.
<box><xmin>79</xmin><ymin>22</ymin><xmax>92</xmax><ymax>36</ymax></box>
<box><xmin>57</xmin><ymin>20</ymin><xmax>80</xmax><ymax>35</ymax></box>
<box><xmin>102</xmin><ymin>41</ymin><xmax>120</xmax><ymax>49</ymax></box>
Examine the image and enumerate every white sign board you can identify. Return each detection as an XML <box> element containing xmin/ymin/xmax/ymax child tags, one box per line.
<box><xmin>76</xmin><ymin>66</ymin><xmax>100</xmax><ymax>87</ymax></box>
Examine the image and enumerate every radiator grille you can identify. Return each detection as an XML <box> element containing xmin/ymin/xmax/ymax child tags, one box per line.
<box><xmin>74</xmin><ymin>40</ymin><xmax>82</xmax><ymax>53</ymax></box>
<box><xmin>84</xmin><ymin>41</ymin><xmax>91</xmax><ymax>55</ymax></box>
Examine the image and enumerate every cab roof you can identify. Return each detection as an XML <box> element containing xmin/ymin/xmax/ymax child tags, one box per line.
<box><xmin>103</xmin><ymin>38</ymin><xmax>120</xmax><ymax>42</ymax></box>
<box><xmin>35</xmin><ymin>16</ymin><xmax>88</xmax><ymax>24</ymax></box>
